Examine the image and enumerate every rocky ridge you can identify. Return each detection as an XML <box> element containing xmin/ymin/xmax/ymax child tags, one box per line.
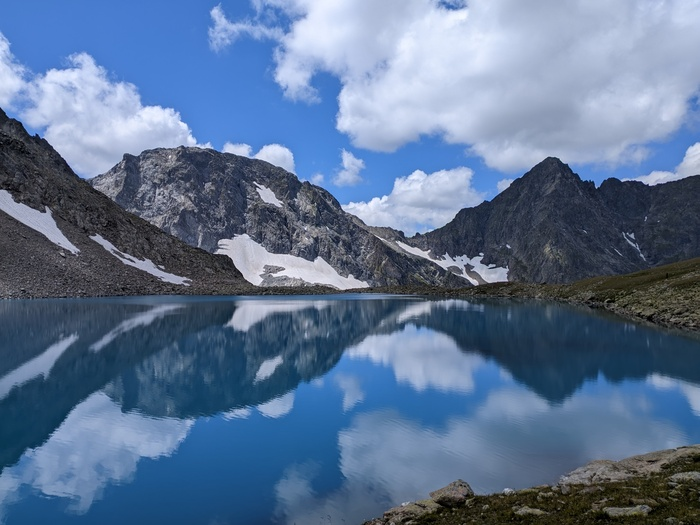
<box><xmin>399</xmin><ymin>157</ymin><xmax>700</xmax><ymax>284</ymax></box>
<box><xmin>0</xmin><ymin>108</ymin><xmax>252</xmax><ymax>298</ymax></box>
<box><xmin>90</xmin><ymin>147</ymin><xmax>462</xmax><ymax>289</ymax></box>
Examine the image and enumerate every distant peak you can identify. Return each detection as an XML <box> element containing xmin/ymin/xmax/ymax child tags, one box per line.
<box><xmin>520</xmin><ymin>157</ymin><xmax>580</xmax><ymax>184</ymax></box>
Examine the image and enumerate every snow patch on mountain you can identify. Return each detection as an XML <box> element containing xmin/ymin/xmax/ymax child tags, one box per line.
<box><xmin>0</xmin><ymin>190</ymin><xmax>80</xmax><ymax>254</ymax></box>
<box><xmin>396</xmin><ymin>241</ymin><xmax>508</xmax><ymax>285</ymax></box>
<box><xmin>623</xmin><ymin>232</ymin><xmax>646</xmax><ymax>261</ymax></box>
<box><xmin>217</xmin><ymin>234</ymin><xmax>369</xmax><ymax>290</ymax></box>
<box><xmin>254</xmin><ymin>182</ymin><xmax>283</xmax><ymax>208</ymax></box>
<box><xmin>90</xmin><ymin>234</ymin><xmax>191</xmax><ymax>286</ymax></box>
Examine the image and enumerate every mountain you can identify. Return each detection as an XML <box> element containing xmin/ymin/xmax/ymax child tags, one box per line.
<box><xmin>398</xmin><ymin>157</ymin><xmax>700</xmax><ymax>283</ymax></box>
<box><xmin>91</xmin><ymin>147</ymin><xmax>463</xmax><ymax>288</ymax></box>
<box><xmin>0</xmin><ymin>108</ymin><xmax>252</xmax><ymax>298</ymax></box>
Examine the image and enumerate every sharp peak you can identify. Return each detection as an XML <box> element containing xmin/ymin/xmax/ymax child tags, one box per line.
<box><xmin>520</xmin><ymin>157</ymin><xmax>580</xmax><ymax>182</ymax></box>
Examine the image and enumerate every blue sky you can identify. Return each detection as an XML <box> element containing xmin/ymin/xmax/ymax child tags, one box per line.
<box><xmin>1</xmin><ymin>0</ymin><xmax>699</xmax><ymax>234</ymax></box>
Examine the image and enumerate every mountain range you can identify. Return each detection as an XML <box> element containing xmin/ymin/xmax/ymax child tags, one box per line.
<box><xmin>1</xmin><ymin>106</ymin><xmax>699</xmax><ymax>296</ymax></box>
<box><xmin>92</xmin><ymin>148</ymin><xmax>700</xmax><ymax>287</ymax></box>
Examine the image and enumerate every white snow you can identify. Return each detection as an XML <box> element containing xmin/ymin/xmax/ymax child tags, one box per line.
<box><xmin>0</xmin><ymin>190</ymin><xmax>80</xmax><ymax>254</ymax></box>
<box><xmin>216</xmin><ymin>234</ymin><xmax>369</xmax><ymax>290</ymax></box>
<box><xmin>226</xmin><ymin>300</ymin><xmax>331</xmax><ymax>331</ymax></box>
<box><xmin>623</xmin><ymin>232</ymin><xmax>646</xmax><ymax>261</ymax></box>
<box><xmin>0</xmin><ymin>334</ymin><xmax>79</xmax><ymax>400</ymax></box>
<box><xmin>90</xmin><ymin>304</ymin><xmax>183</xmax><ymax>352</ymax></box>
<box><xmin>254</xmin><ymin>356</ymin><xmax>284</xmax><ymax>383</ymax></box>
<box><xmin>90</xmin><ymin>234</ymin><xmax>191</xmax><ymax>286</ymax></box>
<box><xmin>396</xmin><ymin>241</ymin><xmax>509</xmax><ymax>286</ymax></box>
<box><xmin>506</xmin><ymin>244</ymin><xmax>512</xmax><ymax>249</ymax></box>
<box><xmin>254</xmin><ymin>183</ymin><xmax>283</xmax><ymax>208</ymax></box>
<box><xmin>614</xmin><ymin>248</ymin><xmax>623</xmax><ymax>256</ymax></box>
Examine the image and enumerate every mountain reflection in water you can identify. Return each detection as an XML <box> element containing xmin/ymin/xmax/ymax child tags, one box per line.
<box><xmin>0</xmin><ymin>295</ymin><xmax>699</xmax><ymax>525</ymax></box>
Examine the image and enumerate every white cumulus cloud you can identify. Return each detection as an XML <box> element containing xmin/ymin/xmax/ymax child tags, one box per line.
<box><xmin>0</xmin><ymin>34</ymin><xmax>26</xmax><ymax>108</ymax></box>
<box><xmin>208</xmin><ymin>4</ymin><xmax>283</xmax><ymax>52</ymax></box>
<box><xmin>223</xmin><ymin>141</ymin><xmax>296</xmax><ymax>173</ymax></box>
<box><xmin>1</xmin><ymin>33</ymin><xmax>205</xmax><ymax>177</ymax></box>
<box><xmin>343</xmin><ymin>166</ymin><xmax>484</xmax><ymax>234</ymax></box>
<box><xmin>630</xmin><ymin>142</ymin><xmax>700</xmax><ymax>185</ymax></box>
<box><xmin>20</xmin><ymin>53</ymin><xmax>200</xmax><ymax>176</ymax></box>
<box><xmin>333</xmin><ymin>149</ymin><xmax>364</xmax><ymax>186</ymax></box>
<box><xmin>214</xmin><ymin>0</ymin><xmax>700</xmax><ymax>172</ymax></box>
<box><xmin>497</xmin><ymin>178</ymin><xmax>514</xmax><ymax>193</ymax></box>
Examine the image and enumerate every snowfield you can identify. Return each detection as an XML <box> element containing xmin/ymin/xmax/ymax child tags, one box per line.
<box><xmin>0</xmin><ymin>189</ymin><xmax>80</xmax><ymax>254</ymax></box>
<box><xmin>216</xmin><ymin>234</ymin><xmax>369</xmax><ymax>290</ymax></box>
<box><xmin>90</xmin><ymin>235</ymin><xmax>191</xmax><ymax>286</ymax></box>
<box><xmin>396</xmin><ymin>241</ymin><xmax>509</xmax><ymax>285</ymax></box>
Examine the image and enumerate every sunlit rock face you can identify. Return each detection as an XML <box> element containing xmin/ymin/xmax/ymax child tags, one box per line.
<box><xmin>91</xmin><ymin>147</ymin><xmax>461</xmax><ymax>289</ymax></box>
<box><xmin>403</xmin><ymin>157</ymin><xmax>700</xmax><ymax>284</ymax></box>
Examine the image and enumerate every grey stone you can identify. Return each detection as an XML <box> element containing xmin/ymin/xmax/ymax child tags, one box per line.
<box><xmin>513</xmin><ymin>506</ymin><xmax>547</xmax><ymax>516</ymax></box>
<box><xmin>669</xmin><ymin>471</ymin><xmax>700</xmax><ymax>484</ymax></box>
<box><xmin>603</xmin><ymin>505</ymin><xmax>652</xmax><ymax>518</ymax></box>
<box><xmin>429</xmin><ymin>479</ymin><xmax>475</xmax><ymax>507</ymax></box>
<box><xmin>382</xmin><ymin>498</ymin><xmax>441</xmax><ymax>523</ymax></box>
<box><xmin>560</xmin><ymin>446</ymin><xmax>700</xmax><ymax>486</ymax></box>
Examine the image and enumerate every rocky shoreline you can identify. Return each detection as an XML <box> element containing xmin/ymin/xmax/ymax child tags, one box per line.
<box><xmin>356</xmin><ymin>256</ymin><xmax>700</xmax><ymax>336</ymax></box>
<box><xmin>363</xmin><ymin>445</ymin><xmax>700</xmax><ymax>524</ymax></box>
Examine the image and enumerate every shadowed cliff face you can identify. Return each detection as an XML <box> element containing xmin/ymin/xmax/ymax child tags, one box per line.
<box><xmin>90</xmin><ymin>147</ymin><xmax>462</xmax><ymax>288</ymax></box>
<box><xmin>3</xmin><ymin>295</ymin><xmax>700</xmax><ymax>476</ymax></box>
<box><xmin>406</xmin><ymin>157</ymin><xmax>700</xmax><ymax>284</ymax></box>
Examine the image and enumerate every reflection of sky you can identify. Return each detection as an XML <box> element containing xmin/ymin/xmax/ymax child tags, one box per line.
<box><xmin>2</xmin><ymin>297</ymin><xmax>700</xmax><ymax>525</ymax></box>
<box><xmin>347</xmin><ymin>324</ymin><xmax>486</xmax><ymax>393</ymax></box>
<box><xmin>0</xmin><ymin>392</ymin><xmax>192</xmax><ymax>520</ymax></box>
<box><xmin>273</xmin><ymin>381</ymin><xmax>689</xmax><ymax>525</ymax></box>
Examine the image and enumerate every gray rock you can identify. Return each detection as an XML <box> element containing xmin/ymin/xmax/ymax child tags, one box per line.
<box><xmin>560</xmin><ymin>445</ymin><xmax>700</xmax><ymax>486</ymax></box>
<box><xmin>603</xmin><ymin>505</ymin><xmax>652</xmax><ymax>518</ymax></box>
<box><xmin>669</xmin><ymin>472</ymin><xmax>700</xmax><ymax>484</ymax></box>
<box><xmin>382</xmin><ymin>499</ymin><xmax>441</xmax><ymax>523</ymax></box>
<box><xmin>429</xmin><ymin>479</ymin><xmax>474</xmax><ymax>507</ymax></box>
<box><xmin>514</xmin><ymin>506</ymin><xmax>547</xmax><ymax>516</ymax></box>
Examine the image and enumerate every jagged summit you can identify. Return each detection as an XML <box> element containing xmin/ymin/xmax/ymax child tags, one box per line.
<box><xmin>401</xmin><ymin>158</ymin><xmax>700</xmax><ymax>283</ymax></box>
<box><xmin>91</xmin><ymin>146</ymin><xmax>463</xmax><ymax>289</ymax></box>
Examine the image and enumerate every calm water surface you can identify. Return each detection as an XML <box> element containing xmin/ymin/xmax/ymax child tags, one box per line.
<box><xmin>1</xmin><ymin>295</ymin><xmax>700</xmax><ymax>524</ymax></box>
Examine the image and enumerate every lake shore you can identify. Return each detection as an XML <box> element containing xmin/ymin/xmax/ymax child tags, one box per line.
<box><xmin>358</xmin><ymin>256</ymin><xmax>700</xmax><ymax>336</ymax></box>
<box><xmin>363</xmin><ymin>445</ymin><xmax>700</xmax><ymax>525</ymax></box>
<box><xmin>3</xmin><ymin>257</ymin><xmax>699</xmax><ymax>337</ymax></box>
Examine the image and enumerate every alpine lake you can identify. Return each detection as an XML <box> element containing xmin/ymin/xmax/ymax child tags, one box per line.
<box><xmin>1</xmin><ymin>294</ymin><xmax>700</xmax><ymax>525</ymax></box>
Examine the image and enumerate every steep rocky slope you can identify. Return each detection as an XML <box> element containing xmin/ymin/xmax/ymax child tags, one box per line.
<box><xmin>0</xmin><ymin>108</ymin><xmax>252</xmax><ymax>298</ymax></box>
<box><xmin>90</xmin><ymin>147</ymin><xmax>462</xmax><ymax>289</ymax></box>
<box><xmin>399</xmin><ymin>157</ymin><xmax>700</xmax><ymax>284</ymax></box>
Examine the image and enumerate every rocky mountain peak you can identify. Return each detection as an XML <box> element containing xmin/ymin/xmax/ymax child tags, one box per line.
<box><xmin>91</xmin><ymin>147</ymin><xmax>461</xmax><ymax>289</ymax></box>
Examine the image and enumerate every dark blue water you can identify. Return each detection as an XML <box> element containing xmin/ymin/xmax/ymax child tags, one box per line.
<box><xmin>1</xmin><ymin>295</ymin><xmax>699</xmax><ymax>524</ymax></box>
